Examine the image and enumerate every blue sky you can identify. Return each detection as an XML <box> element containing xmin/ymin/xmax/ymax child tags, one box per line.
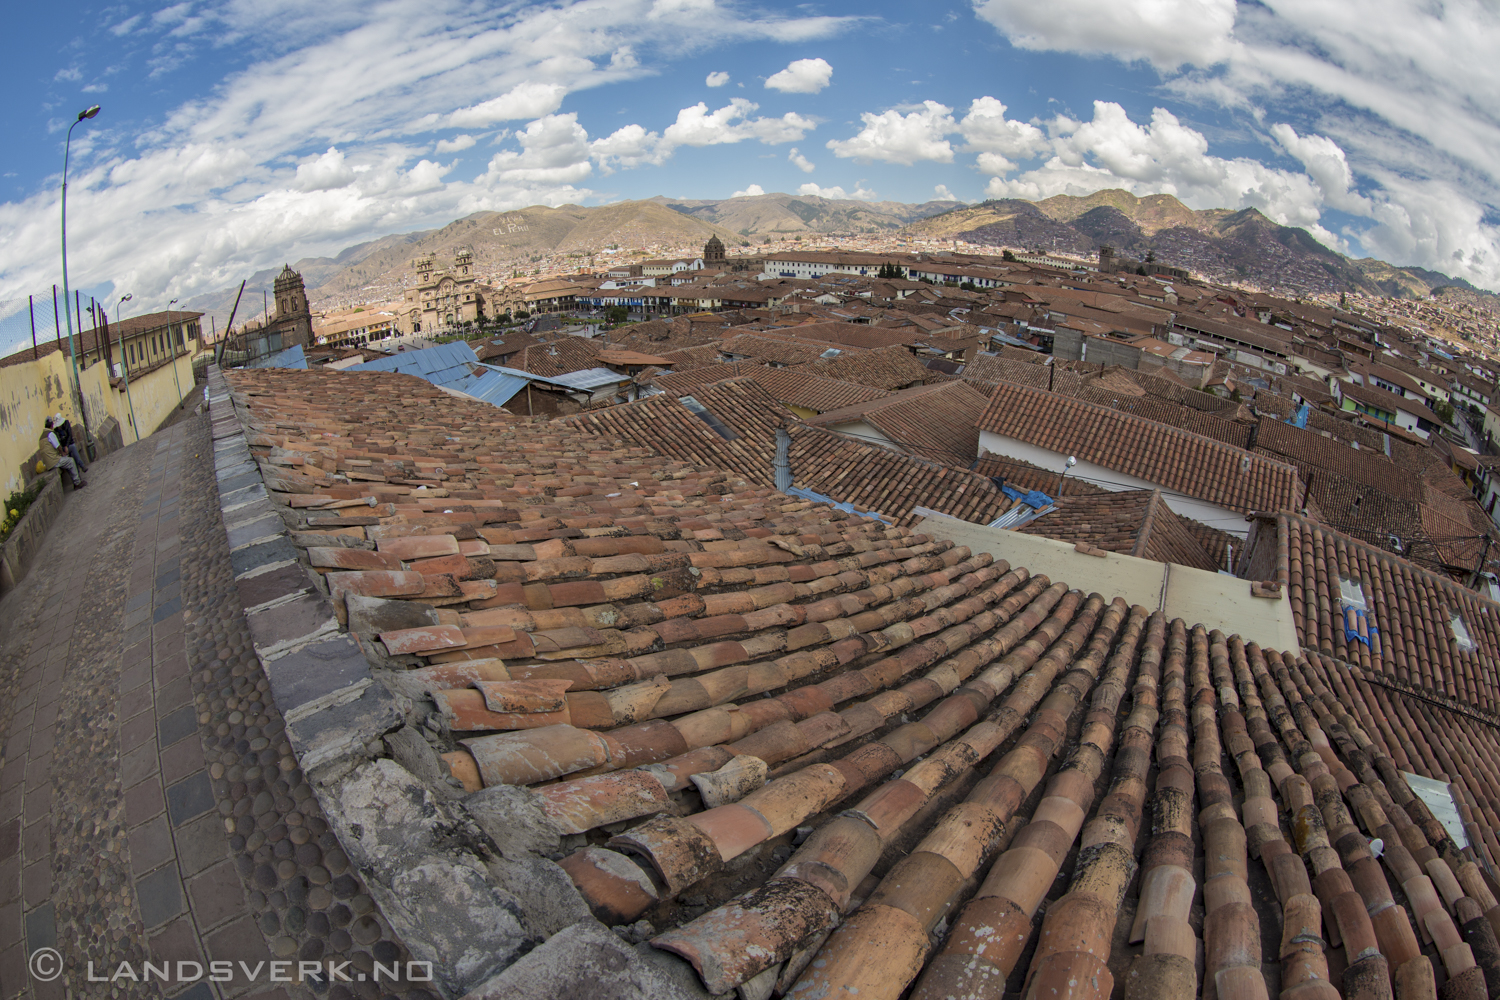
<box><xmin>2</xmin><ymin>0</ymin><xmax>1498</xmax><ymax>351</ymax></box>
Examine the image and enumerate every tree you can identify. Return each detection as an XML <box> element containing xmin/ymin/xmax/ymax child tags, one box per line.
<box><xmin>1434</xmin><ymin>399</ymin><xmax>1456</xmax><ymax>425</ymax></box>
<box><xmin>1002</xmin><ymin>249</ymin><xmax>1017</xmax><ymax>262</ymax></box>
<box><xmin>959</xmin><ymin>281</ymin><xmax>978</xmax><ymax>292</ymax></box>
<box><xmin>606</xmin><ymin>305</ymin><xmax>628</xmax><ymax>325</ymax></box>
<box><xmin>877</xmin><ymin>262</ymin><xmax>906</xmax><ymax>279</ymax></box>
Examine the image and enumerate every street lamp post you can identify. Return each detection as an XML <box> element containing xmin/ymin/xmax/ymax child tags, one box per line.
<box><xmin>1056</xmin><ymin>455</ymin><xmax>1078</xmax><ymax>498</ymax></box>
<box><xmin>167</xmin><ymin>297</ymin><xmax>183</xmax><ymax>403</ymax></box>
<box><xmin>115</xmin><ymin>293</ymin><xmax>140</xmax><ymax>441</ymax></box>
<box><xmin>60</xmin><ymin>104</ymin><xmax>100</xmax><ymax>444</ymax></box>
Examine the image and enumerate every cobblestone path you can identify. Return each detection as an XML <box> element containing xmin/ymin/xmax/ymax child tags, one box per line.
<box><xmin>0</xmin><ymin>413</ymin><xmax>428</xmax><ymax>1000</ymax></box>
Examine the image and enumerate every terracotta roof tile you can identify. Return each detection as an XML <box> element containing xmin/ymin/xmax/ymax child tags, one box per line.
<box><xmin>805</xmin><ymin>381</ymin><xmax>988</xmax><ymax>466</ymax></box>
<box><xmin>214</xmin><ymin>361</ymin><xmax>1500</xmax><ymax>1000</ymax></box>
<box><xmin>976</xmin><ymin>381</ymin><xmax>1303</xmax><ymax>515</ymax></box>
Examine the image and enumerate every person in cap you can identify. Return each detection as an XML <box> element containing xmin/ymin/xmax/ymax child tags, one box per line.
<box><xmin>51</xmin><ymin>413</ymin><xmax>87</xmax><ymax>471</ymax></box>
<box><xmin>39</xmin><ymin>418</ymin><xmax>85</xmax><ymax>489</ymax></box>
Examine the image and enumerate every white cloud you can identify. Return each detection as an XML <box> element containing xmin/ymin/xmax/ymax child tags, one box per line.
<box><xmin>788</xmin><ymin>147</ymin><xmax>815</xmax><ymax>173</ymax></box>
<box><xmin>55</xmin><ymin>67</ymin><xmax>82</xmax><ymax>83</ymax></box>
<box><xmin>984</xmin><ymin>103</ymin><xmax>1327</xmax><ymax>230</ymax></box>
<box><xmin>1271</xmin><ymin>123</ymin><xmax>1372</xmax><ymax>216</ymax></box>
<box><xmin>482</xmin><ymin>114</ymin><xmax>595</xmax><ymax>186</ymax></box>
<box><xmin>933</xmin><ymin>184</ymin><xmax>958</xmax><ymax>201</ymax></box>
<box><xmin>971</xmin><ymin>0</ymin><xmax>1237</xmax><ymax>70</ymax></box>
<box><xmin>797</xmin><ymin>182</ymin><xmax>876</xmax><ymax>201</ymax></box>
<box><xmin>706</xmin><ymin>71</ymin><xmax>730</xmax><ymax>87</ymax></box>
<box><xmin>662</xmin><ymin>99</ymin><xmax>815</xmax><ymax>148</ymax></box>
<box><xmin>765</xmin><ymin>57</ymin><xmax>833</xmax><ymax>94</ymax></box>
<box><xmin>295</xmin><ymin>147</ymin><xmax>357</xmax><ymax>191</ymax></box>
<box><xmin>0</xmin><ymin>0</ymin><xmax>858</xmax><ymax>335</ymax></box>
<box><xmin>959</xmin><ymin>96</ymin><xmax>1046</xmax><ymax>173</ymax></box>
<box><xmin>732</xmin><ymin>183</ymin><xmax>765</xmax><ymax>197</ymax></box>
<box><xmin>446</xmin><ymin>82</ymin><xmax>568</xmax><ymax>130</ymax></box>
<box><xmin>591</xmin><ymin>123</ymin><xmax>666</xmax><ymax>173</ymax></box>
<box><xmin>968</xmin><ymin>0</ymin><xmax>1500</xmax><ymax>288</ymax></box>
<box><xmin>827</xmin><ymin>100</ymin><xmax>956</xmax><ymax>165</ymax></box>
<box><xmin>435</xmin><ymin>134</ymin><xmax>476</xmax><ymax>153</ymax></box>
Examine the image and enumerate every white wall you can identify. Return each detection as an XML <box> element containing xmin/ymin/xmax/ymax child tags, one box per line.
<box><xmin>978</xmin><ymin>430</ymin><xmax>1253</xmax><ymax>537</ymax></box>
<box><xmin>828</xmin><ymin>420</ymin><xmax>895</xmax><ymax>451</ymax></box>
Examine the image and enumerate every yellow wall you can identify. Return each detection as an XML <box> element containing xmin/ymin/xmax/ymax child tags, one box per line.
<box><xmin>116</xmin><ymin>353</ymin><xmax>196</xmax><ymax>443</ymax></box>
<box><xmin>0</xmin><ymin>350</ymin><xmax>195</xmax><ymax>494</ymax></box>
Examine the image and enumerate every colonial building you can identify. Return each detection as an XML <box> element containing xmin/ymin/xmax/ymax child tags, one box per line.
<box><xmin>78</xmin><ymin>309</ymin><xmax>203</xmax><ymax>377</ymax></box>
<box><xmin>401</xmin><ymin>250</ymin><xmax>484</xmax><ymax>333</ymax></box>
<box><xmin>233</xmin><ymin>265</ymin><xmax>314</xmax><ymax>361</ymax></box>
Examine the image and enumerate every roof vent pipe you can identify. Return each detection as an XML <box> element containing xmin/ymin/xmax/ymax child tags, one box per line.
<box><xmin>774</xmin><ymin>426</ymin><xmax>793</xmax><ymax>492</ymax></box>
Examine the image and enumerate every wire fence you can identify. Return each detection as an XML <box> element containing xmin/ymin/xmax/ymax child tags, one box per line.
<box><xmin>0</xmin><ymin>287</ymin><xmax>110</xmax><ymax>361</ymax></box>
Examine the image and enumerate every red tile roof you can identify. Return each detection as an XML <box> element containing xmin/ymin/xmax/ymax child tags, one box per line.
<box><xmin>975</xmin><ymin>381</ymin><xmax>1304</xmax><ymax>515</ymax></box>
<box><xmin>805</xmin><ymin>380</ymin><xmax>988</xmax><ymax>467</ymax></box>
<box><xmin>217</xmin><ymin>363</ymin><xmax>1500</xmax><ymax>1000</ymax></box>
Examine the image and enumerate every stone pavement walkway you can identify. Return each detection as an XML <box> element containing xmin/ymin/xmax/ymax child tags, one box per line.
<box><xmin>0</xmin><ymin>413</ymin><xmax>426</xmax><ymax>1000</ymax></box>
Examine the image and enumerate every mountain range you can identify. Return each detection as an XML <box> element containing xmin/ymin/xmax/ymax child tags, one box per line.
<box><xmin>181</xmin><ymin>189</ymin><xmax>1491</xmax><ymax>331</ymax></box>
<box><xmin>905</xmin><ymin>190</ymin><xmax>1489</xmax><ymax>300</ymax></box>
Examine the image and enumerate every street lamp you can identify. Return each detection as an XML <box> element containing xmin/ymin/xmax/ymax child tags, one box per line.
<box><xmin>60</xmin><ymin>104</ymin><xmax>100</xmax><ymax>445</ymax></box>
<box><xmin>167</xmin><ymin>296</ymin><xmax>183</xmax><ymax>402</ymax></box>
<box><xmin>112</xmin><ymin>293</ymin><xmax>141</xmax><ymax>443</ymax></box>
<box><xmin>1056</xmin><ymin>455</ymin><xmax>1077</xmax><ymax>497</ymax></box>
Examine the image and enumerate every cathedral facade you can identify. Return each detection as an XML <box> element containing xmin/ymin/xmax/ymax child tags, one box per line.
<box><xmin>400</xmin><ymin>250</ymin><xmax>485</xmax><ymax>333</ymax></box>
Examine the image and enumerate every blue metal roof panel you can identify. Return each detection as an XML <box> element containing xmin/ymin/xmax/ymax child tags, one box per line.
<box><xmin>547</xmin><ymin>367</ymin><xmax>628</xmax><ymax>390</ymax></box>
<box><xmin>247</xmin><ymin>344</ymin><xmax>308</xmax><ymax>369</ymax></box>
<box><xmin>348</xmin><ymin>342</ymin><xmax>478</xmax><ymax>385</ymax></box>
<box><xmin>449</xmin><ymin>369</ymin><xmax>528</xmax><ymax>407</ymax></box>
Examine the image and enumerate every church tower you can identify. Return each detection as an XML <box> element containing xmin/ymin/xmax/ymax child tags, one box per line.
<box><xmin>273</xmin><ymin>264</ymin><xmax>309</xmax><ymax>318</ymax></box>
<box><xmin>703</xmin><ymin>235</ymin><xmax>726</xmax><ymax>265</ymax></box>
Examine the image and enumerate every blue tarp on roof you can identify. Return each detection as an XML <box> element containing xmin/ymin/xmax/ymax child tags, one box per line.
<box><xmin>784</xmin><ymin>486</ymin><xmax>892</xmax><ymax>524</ymax></box>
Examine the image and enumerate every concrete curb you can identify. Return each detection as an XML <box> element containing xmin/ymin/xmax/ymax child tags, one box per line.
<box><xmin>0</xmin><ymin>471</ymin><xmax>64</xmax><ymax>596</ymax></box>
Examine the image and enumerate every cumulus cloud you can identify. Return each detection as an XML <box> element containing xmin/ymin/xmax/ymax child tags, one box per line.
<box><xmin>0</xmin><ymin>0</ymin><xmax>856</xmax><ymax>335</ymax></box>
<box><xmin>435</xmin><ymin>134</ymin><xmax>476</xmax><ymax>153</ymax></box>
<box><xmin>590</xmin><ymin>123</ymin><xmax>666</xmax><ymax>173</ymax></box>
<box><xmin>933</xmin><ymin>184</ymin><xmax>959</xmax><ymax>201</ymax></box>
<box><xmin>765</xmin><ymin>57</ymin><xmax>833</xmax><ymax>94</ymax></box>
<box><xmin>662</xmin><ymin>99</ymin><xmax>815</xmax><ymax>148</ymax></box>
<box><xmin>706</xmin><ymin>71</ymin><xmax>730</xmax><ymax>87</ymax></box>
<box><xmin>797</xmin><ymin>182</ymin><xmax>876</xmax><ymax>201</ymax></box>
<box><xmin>985</xmin><ymin>103</ymin><xmax>1317</xmax><ymax>220</ymax></box>
<box><xmin>827</xmin><ymin>101</ymin><xmax>956</xmax><ymax>165</ymax></box>
<box><xmin>969</xmin><ymin>0</ymin><xmax>1500</xmax><ymax>287</ymax></box>
<box><xmin>295</xmin><ymin>147</ymin><xmax>357</xmax><ymax>191</ymax></box>
<box><xmin>482</xmin><ymin>113</ymin><xmax>595</xmax><ymax>186</ymax></box>
<box><xmin>971</xmin><ymin>0</ymin><xmax>1237</xmax><ymax>69</ymax></box>
<box><xmin>788</xmin><ymin>147</ymin><xmax>815</xmax><ymax>172</ymax></box>
<box><xmin>959</xmin><ymin>97</ymin><xmax>1046</xmax><ymax>173</ymax></box>
<box><xmin>732</xmin><ymin>183</ymin><xmax>765</xmax><ymax>197</ymax></box>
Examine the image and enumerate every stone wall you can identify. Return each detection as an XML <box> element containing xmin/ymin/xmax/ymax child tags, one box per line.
<box><xmin>202</xmin><ymin>365</ymin><xmax>705</xmax><ymax>999</ymax></box>
<box><xmin>0</xmin><ymin>471</ymin><xmax>63</xmax><ymax>595</ymax></box>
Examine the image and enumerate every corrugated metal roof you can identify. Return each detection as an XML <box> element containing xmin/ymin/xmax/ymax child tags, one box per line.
<box><xmin>246</xmin><ymin>344</ymin><xmax>308</xmax><ymax>369</ymax></box>
<box><xmin>348</xmin><ymin>341</ymin><xmax>478</xmax><ymax>385</ymax></box>
<box><xmin>546</xmin><ymin>367</ymin><xmax>629</xmax><ymax>390</ymax></box>
<box><xmin>446</xmin><ymin>369</ymin><xmax>529</xmax><ymax>407</ymax></box>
